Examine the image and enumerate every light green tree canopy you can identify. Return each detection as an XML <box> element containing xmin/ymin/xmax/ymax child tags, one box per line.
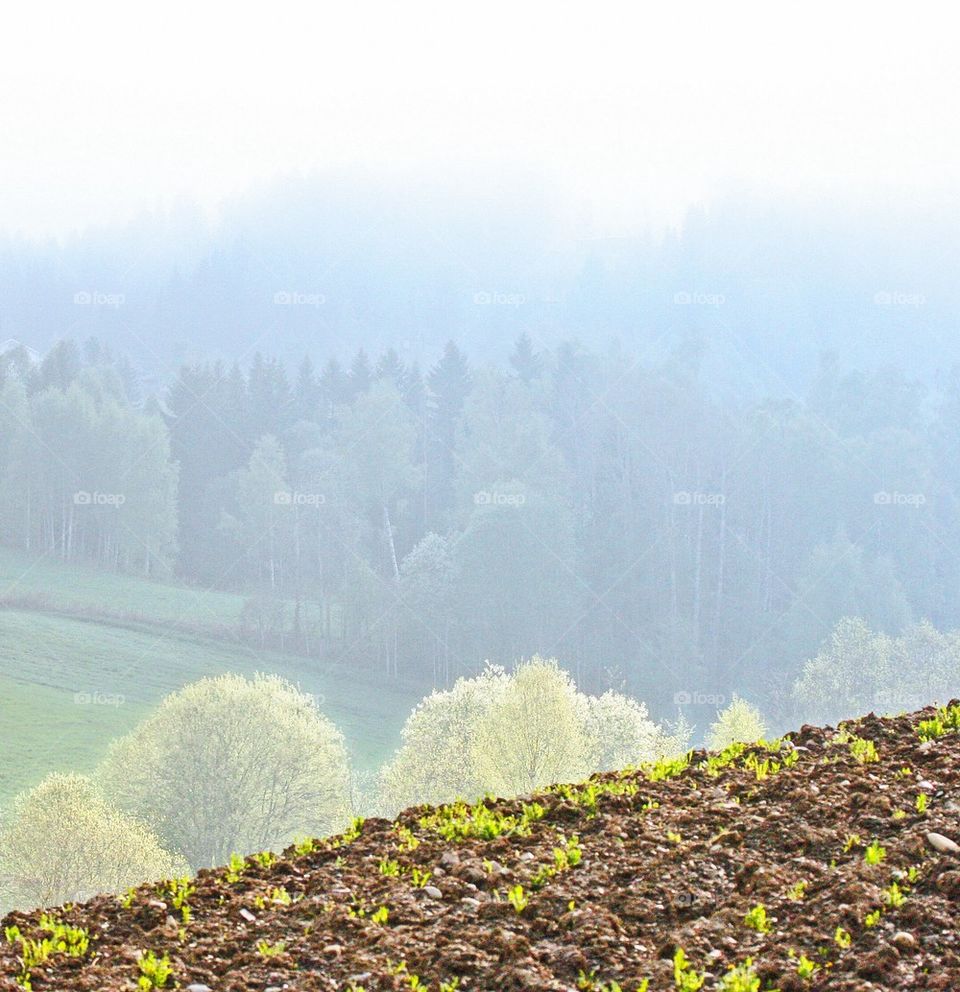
<box><xmin>98</xmin><ymin>673</ymin><xmax>352</xmax><ymax>868</ymax></box>
<box><xmin>0</xmin><ymin>773</ymin><xmax>185</xmax><ymax>914</ymax></box>
<box><xmin>379</xmin><ymin>656</ymin><xmax>685</xmax><ymax>815</ymax></box>
<box><xmin>793</xmin><ymin>616</ymin><xmax>960</xmax><ymax>725</ymax></box>
<box><xmin>706</xmin><ymin>695</ymin><xmax>768</xmax><ymax>752</ymax></box>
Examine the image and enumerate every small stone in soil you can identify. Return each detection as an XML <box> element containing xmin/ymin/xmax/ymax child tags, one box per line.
<box><xmin>424</xmin><ymin>885</ymin><xmax>443</xmax><ymax>899</ymax></box>
<box><xmin>892</xmin><ymin>931</ymin><xmax>918</xmax><ymax>952</ymax></box>
<box><xmin>926</xmin><ymin>831</ymin><xmax>960</xmax><ymax>854</ymax></box>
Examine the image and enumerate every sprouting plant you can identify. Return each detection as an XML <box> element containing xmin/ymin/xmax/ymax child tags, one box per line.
<box><xmin>864</xmin><ymin>909</ymin><xmax>882</xmax><ymax>927</ymax></box>
<box><xmin>394</xmin><ymin>824</ymin><xmax>420</xmax><ymax>851</ymax></box>
<box><xmin>507</xmin><ymin>884</ymin><xmax>529</xmax><ymax>913</ymax></box>
<box><xmin>379</xmin><ymin>858</ymin><xmax>401</xmax><ymax>877</ymax></box>
<box><xmin>794</xmin><ymin>953</ymin><xmax>819</xmax><ymax>979</ymax></box>
<box><xmin>252</xmin><ymin>850</ymin><xmax>276</xmax><ymax>869</ymax></box>
<box><xmin>5</xmin><ymin>914</ymin><xmax>91</xmax><ymax>989</ymax></box>
<box><xmin>906</xmin><ymin>865</ymin><xmax>921</xmax><ymax>884</ymax></box>
<box><xmin>916</xmin><ymin>792</ymin><xmax>928</xmax><ymax>814</ymax></box>
<box><xmin>742</xmin><ymin>752</ymin><xmax>781</xmax><ymax>781</ymax></box>
<box><xmin>864</xmin><ymin>840</ymin><xmax>886</xmax><ymax>865</ymax></box>
<box><xmin>576</xmin><ymin>971</ymin><xmax>641</xmax><ymax>992</ymax></box>
<box><xmin>717</xmin><ymin>958</ymin><xmax>761</xmax><ymax>992</ymax></box>
<box><xmin>256</xmin><ymin>939</ymin><xmax>286</xmax><ymax>957</ymax></box>
<box><xmin>672</xmin><ymin>947</ymin><xmax>706</xmax><ymax>991</ymax></box>
<box><xmin>834</xmin><ymin>926</ymin><xmax>852</xmax><ymax>948</ymax></box>
<box><xmin>742</xmin><ymin>904</ymin><xmax>771</xmax><ymax>933</ymax></box>
<box><xmin>410</xmin><ymin>867</ymin><xmax>432</xmax><ymax>888</ymax></box>
<box><xmin>704</xmin><ymin>740</ymin><xmax>749</xmax><ymax>776</ymax></box>
<box><xmin>646</xmin><ymin>752</ymin><xmax>692</xmax><ymax>783</ymax></box>
<box><xmin>342</xmin><ymin>817</ymin><xmax>365</xmax><ymax>843</ymax></box>
<box><xmin>439</xmin><ymin>980</ymin><xmax>461</xmax><ymax>992</ymax></box>
<box><xmin>137</xmin><ymin>950</ymin><xmax>174</xmax><ymax>989</ymax></box>
<box><xmin>41</xmin><ymin>915</ymin><xmax>89</xmax><ymax>957</ymax></box>
<box><xmin>917</xmin><ymin>717</ymin><xmax>943</xmax><ymax>741</ymax></box>
<box><xmin>225</xmin><ymin>852</ymin><xmax>246</xmax><ymax>883</ymax></box>
<box><xmin>882</xmin><ymin>882</ymin><xmax>907</xmax><ymax>908</ymax></box>
<box><xmin>293</xmin><ymin>836</ymin><xmax>317</xmax><ymax>856</ymax></box>
<box><xmin>370</xmin><ymin>905</ymin><xmax>389</xmax><ymax>926</ymax></box>
<box><xmin>842</xmin><ymin>833</ymin><xmax>861</xmax><ymax>853</ymax></box>
<box><xmin>892</xmin><ymin>808</ymin><xmax>907</xmax><ymax>820</ymax></box>
<box><xmin>848</xmin><ymin>736</ymin><xmax>879</xmax><ymax>763</ymax></box>
<box><xmin>255</xmin><ymin>885</ymin><xmax>292</xmax><ymax>908</ymax></box>
<box><xmin>161</xmin><ymin>876</ymin><xmax>195</xmax><ymax>924</ymax></box>
<box><xmin>786</xmin><ymin>880</ymin><xmax>808</xmax><ymax>901</ymax></box>
<box><xmin>666</xmin><ymin>830</ymin><xmax>683</xmax><ymax>845</ymax></box>
<box><xmin>559</xmin><ymin>834</ymin><xmax>583</xmax><ymax>868</ymax></box>
<box><xmin>120</xmin><ymin>886</ymin><xmax>138</xmax><ymax>909</ymax></box>
<box><xmin>917</xmin><ymin>704</ymin><xmax>960</xmax><ymax>741</ymax></box>
<box><xmin>577</xmin><ymin>969</ymin><xmax>597</xmax><ymax>990</ymax></box>
<box><xmin>420</xmin><ymin>799</ymin><xmax>544</xmax><ymax>841</ymax></box>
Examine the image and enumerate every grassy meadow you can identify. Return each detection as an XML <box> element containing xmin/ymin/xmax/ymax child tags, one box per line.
<box><xmin>0</xmin><ymin>550</ymin><xmax>417</xmax><ymax>806</ymax></box>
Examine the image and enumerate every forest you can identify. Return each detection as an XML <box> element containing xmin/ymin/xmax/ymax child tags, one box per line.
<box><xmin>3</xmin><ymin>332</ymin><xmax>959</xmax><ymax>727</ymax></box>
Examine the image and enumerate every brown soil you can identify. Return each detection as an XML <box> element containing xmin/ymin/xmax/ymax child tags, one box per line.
<box><xmin>4</xmin><ymin>704</ymin><xmax>960</xmax><ymax>991</ymax></box>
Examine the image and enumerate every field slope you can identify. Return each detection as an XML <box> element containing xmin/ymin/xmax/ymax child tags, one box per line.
<box><xmin>3</xmin><ymin>704</ymin><xmax>960</xmax><ymax>990</ymax></box>
<box><xmin>0</xmin><ymin>550</ymin><xmax>417</xmax><ymax>803</ymax></box>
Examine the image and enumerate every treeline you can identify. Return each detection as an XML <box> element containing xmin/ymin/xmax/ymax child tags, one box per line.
<box><xmin>4</xmin><ymin>335</ymin><xmax>960</xmax><ymax>715</ymax></box>
<box><xmin>163</xmin><ymin>337</ymin><xmax>960</xmax><ymax>718</ymax></box>
<box><xmin>0</xmin><ymin>341</ymin><xmax>176</xmax><ymax>575</ymax></box>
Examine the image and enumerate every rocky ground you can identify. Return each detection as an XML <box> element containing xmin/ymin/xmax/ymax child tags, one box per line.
<box><xmin>4</xmin><ymin>704</ymin><xmax>960</xmax><ymax>991</ymax></box>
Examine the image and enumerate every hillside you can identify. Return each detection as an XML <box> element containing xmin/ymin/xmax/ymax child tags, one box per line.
<box><xmin>3</xmin><ymin>706</ymin><xmax>960</xmax><ymax>990</ymax></box>
<box><xmin>0</xmin><ymin>550</ymin><xmax>418</xmax><ymax>802</ymax></box>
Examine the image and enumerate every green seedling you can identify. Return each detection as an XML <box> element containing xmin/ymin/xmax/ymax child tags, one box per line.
<box><xmin>137</xmin><ymin>950</ymin><xmax>173</xmax><ymax>989</ymax></box>
<box><xmin>864</xmin><ymin>840</ymin><xmax>886</xmax><ymax>865</ymax></box>
<box><xmin>507</xmin><ymin>884</ymin><xmax>528</xmax><ymax>913</ymax></box>
<box><xmin>672</xmin><ymin>947</ymin><xmax>706</xmax><ymax>991</ymax></box>
<box><xmin>743</xmin><ymin>904</ymin><xmax>771</xmax><ymax>933</ymax></box>
<box><xmin>717</xmin><ymin>958</ymin><xmax>761</xmax><ymax>992</ymax></box>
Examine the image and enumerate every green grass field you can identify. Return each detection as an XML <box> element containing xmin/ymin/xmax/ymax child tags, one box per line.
<box><xmin>0</xmin><ymin>550</ymin><xmax>420</xmax><ymax>808</ymax></box>
<box><xmin>0</xmin><ymin>547</ymin><xmax>249</xmax><ymax>628</ymax></box>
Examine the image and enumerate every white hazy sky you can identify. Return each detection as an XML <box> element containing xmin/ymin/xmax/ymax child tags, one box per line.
<box><xmin>1</xmin><ymin>0</ymin><xmax>957</xmax><ymax>238</ymax></box>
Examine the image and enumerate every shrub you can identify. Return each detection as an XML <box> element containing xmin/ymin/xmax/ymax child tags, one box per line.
<box><xmin>98</xmin><ymin>673</ymin><xmax>351</xmax><ymax>868</ymax></box>
<box><xmin>378</xmin><ymin>666</ymin><xmax>510</xmax><ymax>813</ymax></box>
<box><xmin>706</xmin><ymin>696</ymin><xmax>767</xmax><ymax>752</ymax></box>
<box><xmin>379</xmin><ymin>658</ymin><xmax>683</xmax><ymax>813</ymax></box>
<box><xmin>0</xmin><ymin>773</ymin><xmax>185</xmax><ymax>913</ymax></box>
<box><xmin>582</xmin><ymin>690</ymin><xmax>685</xmax><ymax>770</ymax></box>
<box><xmin>473</xmin><ymin>658</ymin><xmax>593</xmax><ymax>796</ymax></box>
